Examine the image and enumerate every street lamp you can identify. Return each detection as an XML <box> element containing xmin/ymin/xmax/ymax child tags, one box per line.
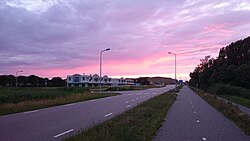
<box><xmin>16</xmin><ymin>70</ymin><xmax>23</xmax><ymax>87</ymax></box>
<box><xmin>100</xmin><ymin>48</ymin><xmax>110</xmax><ymax>94</ymax></box>
<box><xmin>168</xmin><ymin>52</ymin><xmax>177</xmax><ymax>91</ymax></box>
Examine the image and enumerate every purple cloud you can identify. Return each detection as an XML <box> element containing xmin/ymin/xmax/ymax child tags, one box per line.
<box><xmin>0</xmin><ymin>0</ymin><xmax>250</xmax><ymax>80</ymax></box>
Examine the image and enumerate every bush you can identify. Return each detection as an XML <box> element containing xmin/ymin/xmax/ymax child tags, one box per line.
<box><xmin>208</xmin><ymin>84</ymin><xmax>250</xmax><ymax>99</ymax></box>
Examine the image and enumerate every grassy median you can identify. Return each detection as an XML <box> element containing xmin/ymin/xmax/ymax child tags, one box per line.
<box><xmin>65</xmin><ymin>91</ymin><xmax>177</xmax><ymax>141</ymax></box>
<box><xmin>191</xmin><ymin>87</ymin><xmax>250</xmax><ymax>136</ymax></box>
<box><xmin>105</xmin><ymin>85</ymin><xmax>164</xmax><ymax>91</ymax></box>
<box><xmin>0</xmin><ymin>87</ymin><xmax>118</xmax><ymax>116</ymax></box>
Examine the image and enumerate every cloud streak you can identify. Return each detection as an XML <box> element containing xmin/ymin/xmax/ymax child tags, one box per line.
<box><xmin>1</xmin><ymin>0</ymin><xmax>250</xmax><ymax>80</ymax></box>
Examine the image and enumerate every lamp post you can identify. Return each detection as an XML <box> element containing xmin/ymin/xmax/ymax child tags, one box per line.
<box><xmin>100</xmin><ymin>48</ymin><xmax>110</xmax><ymax>94</ymax></box>
<box><xmin>16</xmin><ymin>70</ymin><xmax>23</xmax><ymax>87</ymax></box>
<box><xmin>168</xmin><ymin>52</ymin><xmax>177</xmax><ymax>91</ymax></box>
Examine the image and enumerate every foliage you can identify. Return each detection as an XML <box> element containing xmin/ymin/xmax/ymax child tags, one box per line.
<box><xmin>189</xmin><ymin>36</ymin><xmax>250</xmax><ymax>91</ymax></box>
<box><xmin>207</xmin><ymin>84</ymin><xmax>250</xmax><ymax>99</ymax></box>
<box><xmin>0</xmin><ymin>75</ymin><xmax>66</xmax><ymax>87</ymax></box>
<box><xmin>0</xmin><ymin>87</ymin><xmax>89</xmax><ymax>103</ymax></box>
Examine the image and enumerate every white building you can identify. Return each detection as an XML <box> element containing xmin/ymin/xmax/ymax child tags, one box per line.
<box><xmin>67</xmin><ymin>74</ymin><xmax>134</xmax><ymax>87</ymax></box>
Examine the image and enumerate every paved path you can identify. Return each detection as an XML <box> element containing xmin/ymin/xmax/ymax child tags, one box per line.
<box><xmin>0</xmin><ymin>85</ymin><xmax>174</xmax><ymax>141</ymax></box>
<box><xmin>153</xmin><ymin>86</ymin><xmax>250</xmax><ymax>141</ymax></box>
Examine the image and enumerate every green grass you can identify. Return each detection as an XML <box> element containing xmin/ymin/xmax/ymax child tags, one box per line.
<box><xmin>220</xmin><ymin>95</ymin><xmax>250</xmax><ymax>108</ymax></box>
<box><xmin>191</xmin><ymin>87</ymin><xmax>250</xmax><ymax>136</ymax></box>
<box><xmin>207</xmin><ymin>84</ymin><xmax>250</xmax><ymax>99</ymax></box>
<box><xmin>65</xmin><ymin>91</ymin><xmax>177</xmax><ymax>141</ymax></box>
<box><xmin>105</xmin><ymin>85</ymin><xmax>164</xmax><ymax>91</ymax></box>
<box><xmin>0</xmin><ymin>87</ymin><xmax>119</xmax><ymax>116</ymax></box>
<box><xmin>0</xmin><ymin>87</ymin><xmax>90</xmax><ymax>103</ymax></box>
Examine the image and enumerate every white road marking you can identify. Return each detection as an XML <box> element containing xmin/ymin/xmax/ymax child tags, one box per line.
<box><xmin>193</xmin><ymin>111</ymin><xmax>197</xmax><ymax>114</ymax></box>
<box><xmin>202</xmin><ymin>137</ymin><xmax>207</xmax><ymax>140</ymax></box>
<box><xmin>104</xmin><ymin>113</ymin><xmax>113</xmax><ymax>117</ymax></box>
<box><xmin>196</xmin><ymin>120</ymin><xmax>200</xmax><ymax>123</ymax></box>
<box><xmin>65</xmin><ymin>103</ymin><xmax>75</xmax><ymax>106</ymax></box>
<box><xmin>54</xmin><ymin>129</ymin><xmax>74</xmax><ymax>138</ymax></box>
<box><xmin>126</xmin><ymin>105</ymin><xmax>132</xmax><ymax>108</ymax></box>
<box><xmin>131</xmin><ymin>99</ymin><xmax>135</xmax><ymax>102</ymax></box>
<box><xmin>128</xmin><ymin>94</ymin><xmax>133</xmax><ymax>96</ymax></box>
<box><xmin>23</xmin><ymin>110</ymin><xmax>39</xmax><ymax>114</ymax></box>
<box><xmin>192</xmin><ymin>106</ymin><xmax>194</xmax><ymax>108</ymax></box>
<box><xmin>140</xmin><ymin>97</ymin><xmax>143</xmax><ymax>99</ymax></box>
<box><xmin>90</xmin><ymin>99</ymin><xmax>97</xmax><ymax>102</ymax></box>
<box><xmin>125</xmin><ymin>101</ymin><xmax>129</xmax><ymax>104</ymax></box>
<box><xmin>152</xmin><ymin>93</ymin><xmax>157</xmax><ymax>95</ymax></box>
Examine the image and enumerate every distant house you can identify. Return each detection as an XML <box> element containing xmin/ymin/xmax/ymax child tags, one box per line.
<box><xmin>66</xmin><ymin>74</ymin><xmax>135</xmax><ymax>87</ymax></box>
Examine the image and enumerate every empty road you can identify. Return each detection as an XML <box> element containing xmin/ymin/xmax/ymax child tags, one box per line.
<box><xmin>0</xmin><ymin>85</ymin><xmax>174</xmax><ymax>141</ymax></box>
<box><xmin>154</xmin><ymin>86</ymin><xmax>249</xmax><ymax>141</ymax></box>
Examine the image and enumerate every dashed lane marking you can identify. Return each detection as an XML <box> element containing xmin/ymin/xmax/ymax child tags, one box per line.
<box><xmin>126</xmin><ymin>105</ymin><xmax>132</xmax><ymax>108</ymax></box>
<box><xmin>125</xmin><ymin>101</ymin><xmax>129</xmax><ymax>104</ymax></box>
<box><xmin>131</xmin><ymin>99</ymin><xmax>135</xmax><ymax>102</ymax></box>
<box><xmin>196</xmin><ymin>120</ymin><xmax>200</xmax><ymax>123</ymax></box>
<box><xmin>64</xmin><ymin>103</ymin><xmax>75</xmax><ymax>106</ymax></box>
<box><xmin>104</xmin><ymin>113</ymin><xmax>113</xmax><ymax>117</ymax></box>
<box><xmin>193</xmin><ymin>111</ymin><xmax>197</xmax><ymax>114</ymax></box>
<box><xmin>54</xmin><ymin>129</ymin><xmax>74</xmax><ymax>138</ymax></box>
<box><xmin>202</xmin><ymin>137</ymin><xmax>207</xmax><ymax>141</ymax></box>
<box><xmin>23</xmin><ymin>110</ymin><xmax>39</xmax><ymax>114</ymax></box>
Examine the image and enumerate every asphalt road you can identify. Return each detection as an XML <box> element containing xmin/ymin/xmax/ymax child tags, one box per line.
<box><xmin>153</xmin><ymin>86</ymin><xmax>250</xmax><ymax>141</ymax></box>
<box><xmin>0</xmin><ymin>85</ymin><xmax>174</xmax><ymax>141</ymax></box>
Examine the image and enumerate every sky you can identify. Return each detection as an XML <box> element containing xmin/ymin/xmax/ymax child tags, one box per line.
<box><xmin>1</xmin><ymin>0</ymin><xmax>250</xmax><ymax>80</ymax></box>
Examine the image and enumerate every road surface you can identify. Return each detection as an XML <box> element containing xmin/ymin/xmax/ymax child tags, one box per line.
<box><xmin>0</xmin><ymin>85</ymin><xmax>174</xmax><ymax>141</ymax></box>
<box><xmin>153</xmin><ymin>86</ymin><xmax>249</xmax><ymax>141</ymax></box>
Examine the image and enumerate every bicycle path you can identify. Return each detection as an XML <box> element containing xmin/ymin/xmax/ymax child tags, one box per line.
<box><xmin>153</xmin><ymin>86</ymin><xmax>249</xmax><ymax>141</ymax></box>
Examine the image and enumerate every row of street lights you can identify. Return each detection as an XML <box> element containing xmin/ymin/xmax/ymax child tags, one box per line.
<box><xmin>98</xmin><ymin>49</ymin><xmax>177</xmax><ymax>93</ymax></box>
<box><xmin>14</xmin><ymin>49</ymin><xmax>176</xmax><ymax>92</ymax></box>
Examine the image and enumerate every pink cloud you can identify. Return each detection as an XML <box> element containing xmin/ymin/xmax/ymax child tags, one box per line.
<box><xmin>1</xmin><ymin>0</ymin><xmax>250</xmax><ymax>81</ymax></box>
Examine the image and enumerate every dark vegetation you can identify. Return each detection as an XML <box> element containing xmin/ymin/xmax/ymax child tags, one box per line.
<box><xmin>189</xmin><ymin>36</ymin><xmax>250</xmax><ymax>103</ymax></box>
<box><xmin>0</xmin><ymin>75</ymin><xmax>66</xmax><ymax>87</ymax></box>
<box><xmin>65</xmin><ymin>90</ymin><xmax>178</xmax><ymax>141</ymax></box>
<box><xmin>105</xmin><ymin>85</ymin><xmax>163</xmax><ymax>91</ymax></box>
<box><xmin>0</xmin><ymin>87</ymin><xmax>118</xmax><ymax>116</ymax></box>
<box><xmin>191</xmin><ymin>87</ymin><xmax>250</xmax><ymax>136</ymax></box>
<box><xmin>0</xmin><ymin>87</ymin><xmax>89</xmax><ymax>103</ymax></box>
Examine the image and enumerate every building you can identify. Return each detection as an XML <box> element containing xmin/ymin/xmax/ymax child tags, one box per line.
<box><xmin>67</xmin><ymin>74</ymin><xmax>135</xmax><ymax>87</ymax></box>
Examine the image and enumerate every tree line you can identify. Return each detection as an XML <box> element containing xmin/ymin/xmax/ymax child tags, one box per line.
<box><xmin>0</xmin><ymin>75</ymin><xmax>66</xmax><ymax>87</ymax></box>
<box><xmin>189</xmin><ymin>36</ymin><xmax>250</xmax><ymax>90</ymax></box>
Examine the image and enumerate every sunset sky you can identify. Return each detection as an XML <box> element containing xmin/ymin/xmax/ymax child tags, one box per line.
<box><xmin>1</xmin><ymin>0</ymin><xmax>250</xmax><ymax>80</ymax></box>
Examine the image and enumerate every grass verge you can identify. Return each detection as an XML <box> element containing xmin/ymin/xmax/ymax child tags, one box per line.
<box><xmin>220</xmin><ymin>95</ymin><xmax>250</xmax><ymax>108</ymax></box>
<box><xmin>65</xmin><ymin>91</ymin><xmax>177</xmax><ymax>141</ymax></box>
<box><xmin>0</xmin><ymin>92</ymin><xmax>118</xmax><ymax>116</ymax></box>
<box><xmin>190</xmin><ymin>87</ymin><xmax>250</xmax><ymax>136</ymax></box>
<box><xmin>105</xmin><ymin>85</ymin><xmax>164</xmax><ymax>91</ymax></box>
<box><xmin>0</xmin><ymin>87</ymin><xmax>90</xmax><ymax>103</ymax></box>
